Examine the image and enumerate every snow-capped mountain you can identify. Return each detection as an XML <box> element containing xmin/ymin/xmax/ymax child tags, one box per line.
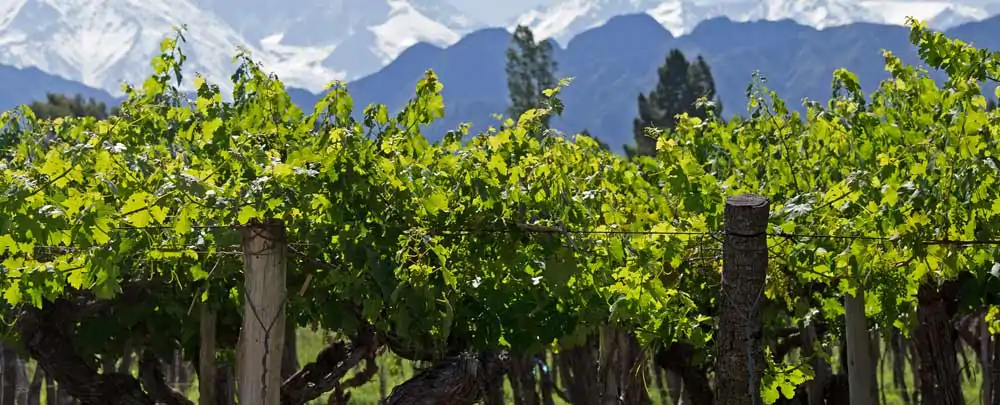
<box><xmin>197</xmin><ymin>0</ymin><xmax>480</xmax><ymax>90</ymax></box>
<box><xmin>514</xmin><ymin>0</ymin><xmax>743</xmax><ymax>42</ymax></box>
<box><xmin>870</xmin><ymin>1</ymin><xmax>990</xmax><ymax>28</ymax></box>
<box><xmin>747</xmin><ymin>0</ymin><xmax>884</xmax><ymax>28</ymax></box>
<box><xmin>2</xmin><ymin>0</ymin><xmax>997</xmax><ymax>98</ymax></box>
<box><xmin>196</xmin><ymin>0</ymin><xmax>475</xmax><ymax>58</ymax></box>
<box><xmin>0</xmin><ymin>0</ymin><xmax>481</xmax><ymax>95</ymax></box>
<box><xmin>0</xmin><ymin>0</ymin><xmax>265</xmax><ymax>94</ymax></box>
<box><xmin>515</xmin><ymin>0</ymin><xmax>999</xmax><ymax>43</ymax></box>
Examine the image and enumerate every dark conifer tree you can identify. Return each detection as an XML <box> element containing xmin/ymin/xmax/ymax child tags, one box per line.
<box><xmin>626</xmin><ymin>50</ymin><xmax>720</xmax><ymax>158</ymax></box>
<box><xmin>505</xmin><ymin>24</ymin><xmax>558</xmax><ymax>129</ymax></box>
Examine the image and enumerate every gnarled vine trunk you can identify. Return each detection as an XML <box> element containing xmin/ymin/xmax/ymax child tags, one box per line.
<box><xmin>215</xmin><ymin>363</ymin><xmax>236</xmax><ymax>405</ymax></box>
<box><xmin>654</xmin><ymin>343</ymin><xmax>713</xmax><ymax>405</ymax></box>
<box><xmin>26</xmin><ymin>367</ymin><xmax>42</xmax><ymax>405</ymax></box>
<box><xmin>0</xmin><ymin>342</ymin><xmax>23</xmax><ymax>405</ymax></box>
<box><xmin>556</xmin><ymin>334</ymin><xmax>600</xmax><ymax>405</ymax></box>
<box><xmin>18</xmin><ymin>295</ymin><xmax>155</xmax><ymax>405</ymax></box>
<box><xmin>384</xmin><ymin>350</ymin><xmax>507</xmax><ymax>405</ymax></box>
<box><xmin>912</xmin><ymin>283</ymin><xmax>963</xmax><ymax>405</ymax></box>
<box><xmin>598</xmin><ymin>326</ymin><xmax>650</xmax><ymax>405</ymax></box>
<box><xmin>508</xmin><ymin>355</ymin><xmax>540</xmax><ymax>405</ymax></box>
<box><xmin>282</xmin><ymin>322</ymin><xmax>300</xmax><ymax>380</ymax></box>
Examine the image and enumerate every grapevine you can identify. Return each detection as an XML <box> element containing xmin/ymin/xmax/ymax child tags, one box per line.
<box><xmin>1</xmin><ymin>18</ymin><xmax>1000</xmax><ymax>404</ymax></box>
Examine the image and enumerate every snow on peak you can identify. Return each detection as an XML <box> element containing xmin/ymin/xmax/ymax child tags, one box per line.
<box><xmin>929</xmin><ymin>4</ymin><xmax>990</xmax><ymax>29</ymax></box>
<box><xmin>743</xmin><ymin>0</ymin><xmax>881</xmax><ymax>29</ymax></box>
<box><xmin>370</xmin><ymin>0</ymin><xmax>465</xmax><ymax>63</ymax></box>
<box><xmin>863</xmin><ymin>1</ymin><xmax>990</xmax><ymax>29</ymax></box>
<box><xmin>0</xmin><ymin>0</ymin><xmax>270</xmax><ymax>94</ymax></box>
<box><xmin>3</xmin><ymin>0</ymin><xmax>995</xmax><ymax>97</ymax></box>
<box><xmin>515</xmin><ymin>0</ymin><xmax>998</xmax><ymax>43</ymax></box>
<box><xmin>0</xmin><ymin>0</ymin><xmax>481</xmax><ymax>94</ymax></box>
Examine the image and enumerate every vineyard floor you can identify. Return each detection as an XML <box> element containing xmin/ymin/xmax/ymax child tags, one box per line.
<box><xmin>8</xmin><ymin>326</ymin><xmax>986</xmax><ymax>404</ymax></box>
<box><xmin>292</xmin><ymin>327</ymin><xmax>985</xmax><ymax>404</ymax></box>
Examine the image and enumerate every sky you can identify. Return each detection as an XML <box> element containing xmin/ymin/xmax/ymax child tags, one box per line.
<box><xmin>446</xmin><ymin>0</ymin><xmax>549</xmax><ymax>22</ymax></box>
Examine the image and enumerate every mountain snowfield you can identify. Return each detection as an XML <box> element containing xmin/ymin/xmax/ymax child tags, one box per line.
<box><xmin>0</xmin><ymin>0</ymin><xmax>478</xmax><ymax>94</ymax></box>
<box><xmin>0</xmin><ymin>0</ymin><xmax>995</xmax><ymax>95</ymax></box>
<box><xmin>516</xmin><ymin>0</ymin><xmax>998</xmax><ymax>43</ymax></box>
<box><xmin>0</xmin><ymin>0</ymin><xmax>264</xmax><ymax>94</ymax></box>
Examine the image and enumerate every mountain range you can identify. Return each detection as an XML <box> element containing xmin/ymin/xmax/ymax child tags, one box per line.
<box><xmin>0</xmin><ymin>0</ymin><xmax>996</xmax><ymax>96</ymax></box>
<box><xmin>2</xmin><ymin>1</ymin><xmax>1000</xmax><ymax>154</ymax></box>
<box><xmin>0</xmin><ymin>0</ymin><xmax>480</xmax><ymax>94</ymax></box>
<box><xmin>515</xmin><ymin>0</ymin><xmax>991</xmax><ymax>42</ymax></box>
<box><xmin>286</xmin><ymin>12</ymin><xmax>1000</xmax><ymax>153</ymax></box>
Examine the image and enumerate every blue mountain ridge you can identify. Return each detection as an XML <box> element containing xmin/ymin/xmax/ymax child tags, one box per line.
<box><xmin>7</xmin><ymin>14</ymin><xmax>999</xmax><ymax>153</ymax></box>
<box><xmin>294</xmin><ymin>14</ymin><xmax>993</xmax><ymax>153</ymax></box>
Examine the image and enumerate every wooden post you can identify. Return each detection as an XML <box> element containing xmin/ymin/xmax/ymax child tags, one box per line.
<box><xmin>845</xmin><ymin>286</ymin><xmax>877</xmax><ymax>405</ymax></box>
<box><xmin>237</xmin><ymin>219</ymin><xmax>287</xmax><ymax>405</ymax></box>
<box><xmin>199</xmin><ymin>303</ymin><xmax>218</xmax><ymax>405</ymax></box>
<box><xmin>715</xmin><ymin>194</ymin><xmax>768</xmax><ymax>405</ymax></box>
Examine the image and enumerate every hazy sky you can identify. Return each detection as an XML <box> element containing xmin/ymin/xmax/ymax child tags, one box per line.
<box><xmin>447</xmin><ymin>0</ymin><xmax>549</xmax><ymax>22</ymax></box>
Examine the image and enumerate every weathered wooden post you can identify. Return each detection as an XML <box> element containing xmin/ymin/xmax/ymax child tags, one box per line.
<box><xmin>715</xmin><ymin>194</ymin><xmax>768</xmax><ymax>405</ymax></box>
<box><xmin>237</xmin><ymin>219</ymin><xmax>287</xmax><ymax>405</ymax></box>
<box><xmin>844</xmin><ymin>286</ymin><xmax>877</xmax><ymax>405</ymax></box>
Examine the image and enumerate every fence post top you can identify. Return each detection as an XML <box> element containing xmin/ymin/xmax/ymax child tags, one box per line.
<box><xmin>725</xmin><ymin>194</ymin><xmax>768</xmax><ymax>208</ymax></box>
<box><xmin>239</xmin><ymin>218</ymin><xmax>285</xmax><ymax>228</ymax></box>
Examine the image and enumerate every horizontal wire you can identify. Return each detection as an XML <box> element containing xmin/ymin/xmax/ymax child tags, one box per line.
<box><xmin>6</xmin><ymin>222</ymin><xmax>1000</xmax><ymax>264</ymax></box>
<box><xmin>87</xmin><ymin>223</ymin><xmax>1000</xmax><ymax>246</ymax></box>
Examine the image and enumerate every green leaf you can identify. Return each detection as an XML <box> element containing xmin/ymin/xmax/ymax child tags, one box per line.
<box><xmin>0</xmin><ymin>235</ymin><xmax>16</xmax><ymax>254</ymax></box>
<box><xmin>3</xmin><ymin>284</ymin><xmax>20</xmax><ymax>305</ymax></box>
<box><xmin>122</xmin><ymin>192</ymin><xmax>153</xmax><ymax>227</ymax></box>
<box><xmin>67</xmin><ymin>270</ymin><xmax>85</xmax><ymax>289</ymax></box>
<box><xmin>544</xmin><ymin>247</ymin><xmax>577</xmax><ymax>285</ymax></box>
<box><xmin>201</xmin><ymin>118</ymin><xmax>223</xmax><ymax>143</ymax></box>
<box><xmin>608</xmin><ymin>238</ymin><xmax>624</xmax><ymax>262</ymax></box>
<box><xmin>191</xmin><ymin>263</ymin><xmax>208</xmax><ymax>281</ymax></box>
<box><xmin>149</xmin><ymin>206</ymin><xmax>168</xmax><ymax>224</ymax></box>
<box><xmin>423</xmin><ymin>192</ymin><xmax>448</xmax><ymax>214</ymax></box>
<box><xmin>238</xmin><ymin>206</ymin><xmax>260</xmax><ymax>224</ymax></box>
<box><xmin>142</xmin><ymin>77</ymin><xmax>163</xmax><ymax>95</ymax></box>
<box><xmin>174</xmin><ymin>205</ymin><xmax>193</xmax><ymax>235</ymax></box>
<box><xmin>441</xmin><ymin>268</ymin><xmax>456</xmax><ymax>289</ymax></box>
<box><xmin>761</xmin><ymin>383</ymin><xmax>779</xmax><ymax>404</ymax></box>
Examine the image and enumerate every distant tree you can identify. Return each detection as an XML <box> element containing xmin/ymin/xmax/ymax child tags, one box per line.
<box><xmin>505</xmin><ymin>24</ymin><xmax>558</xmax><ymax>129</ymax></box>
<box><xmin>626</xmin><ymin>49</ymin><xmax>720</xmax><ymax>158</ymax></box>
<box><xmin>28</xmin><ymin>93</ymin><xmax>117</xmax><ymax>119</ymax></box>
<box><xmin>988</xmin><ymin>97</ymin><xmax>997</xmax><ymax>112</ymax></box>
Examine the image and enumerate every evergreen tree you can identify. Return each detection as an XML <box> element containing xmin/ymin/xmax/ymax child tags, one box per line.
<box><xmin>505</xmin><ymin>25</ymin><xmax>558</xmax><ymax>128</ymax></box>
<box><xmin>28</xmin><ymin>93</ymin><xmax>117</xmax><ymax>119</ymax></box>
<box><xmin>685</xmin><ymin>55</ymin><xmax>721</xmax><ymax>115</ymax></box>
<box><xmin>626</xmin><ymin>50</ymin><xmax>720</xmax><ymax>158</ymax></box>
